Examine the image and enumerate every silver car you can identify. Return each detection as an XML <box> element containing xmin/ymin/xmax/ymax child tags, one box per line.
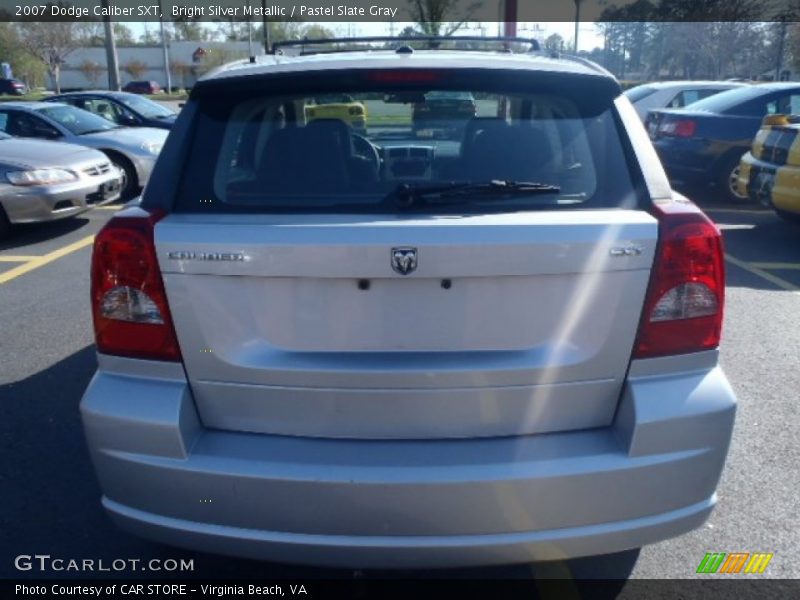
<box><xmin>81</xmin><ymin>40</ymin><xmax>736</xmax><ymax>574</ymax></box>
<box><xmin>625</xmin><ymin>81</ymin><xmax>749</xmax><ymax>121</ymax></box>
<box><xmin>0</xmin><ymin>132</ymin><xmax>122</xmax><ymax>239</ymax></box>
<box><xmin>0</xmin><ymin>102</ymin><xmax>167</xmax><ymax>198</ymax></box>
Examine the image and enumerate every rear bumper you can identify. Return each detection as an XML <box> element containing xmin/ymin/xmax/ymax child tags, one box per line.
<box><xmin>80</xmin><ymin>352</ymin><xmax>736</xmax><ymax>568</ymax></box>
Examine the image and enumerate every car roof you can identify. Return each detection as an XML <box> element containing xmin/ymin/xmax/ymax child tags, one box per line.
<box><xmin>0</xmin><ymin>101</ymin><xmax>64</xmax><ymax>110</ymax></box>
<box><xmin>49</xmin><ymin>91</ymin><xmax>128</xmax><ymax>98</ymax></box>
<box><xmin>200</xmin><ymin>50</ymin><xmax>614</xmax><ymax>83</ymax></box>
<box><xmin>633</xmin><ymin>81</ymin><xmax>747</xmax><ymax>89</ymax></box>
<box><xmin>751</xmin><ymin>82</ymin><xmax>800</xmax><ymax>91</ymax></box>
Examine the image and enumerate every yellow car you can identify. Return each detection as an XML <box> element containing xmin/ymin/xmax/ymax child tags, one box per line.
<box><xmin>304</xmin><ymin>94</ymin><xmax>367</xmax><ymax>133</ymax></box>
<box><xmin>738</xmin><ymin>114</ymin><xmax>800</xmax><ymax>223</ymax></box>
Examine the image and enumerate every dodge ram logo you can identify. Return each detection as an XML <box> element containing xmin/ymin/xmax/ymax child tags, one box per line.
<box><xmin>391</xmin><ymin>247</ymin><xmax>417</xmax><ymax>275</ymax></box>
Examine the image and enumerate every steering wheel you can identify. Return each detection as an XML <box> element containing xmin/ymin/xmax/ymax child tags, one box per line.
<box><xmin>350</xmin><ymin>132</ymin><xmax>381</xmax><ymax>173</ymax></box>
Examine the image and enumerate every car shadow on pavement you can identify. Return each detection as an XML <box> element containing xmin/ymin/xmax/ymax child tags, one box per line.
<box><xmin>0</xmin><ymin>345</ymin><xmax>633</xmax><ymax>595</ymax></box>
<box><xmin>0</xmin><ymin>217</ymin><xmax>90</xmax><ymax>252</ymax></box>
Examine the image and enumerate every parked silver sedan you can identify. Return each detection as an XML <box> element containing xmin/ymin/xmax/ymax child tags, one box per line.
<box><xmin>0</xmin><ymin>132</ymin><xmax>122</xmax><ymax>239</ymax></box>
<box><xmin>624</xmin><ymin>80</ymin><xmax>749</xmax><ymax>121</ymax></box>
<box><xmin>0</xmin><ymin>102</ymin><xmax>167</xmax><ymax>198</ymax></box>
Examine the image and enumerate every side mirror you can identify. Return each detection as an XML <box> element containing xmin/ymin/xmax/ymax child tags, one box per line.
<box><xmin>119</xmin><ymin>113</ymin><xmax>138</xmax><ymax>126</ymax></box>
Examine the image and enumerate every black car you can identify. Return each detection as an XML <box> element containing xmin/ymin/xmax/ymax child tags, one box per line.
<box><xmin>0</xmin><ymin>78</ymin><xmax>27</xmax><ymax>96</ymax></box>
<box><xmin>647</xmin><ymin>83</ymin><xmax>800</xmax><ymax>202</ymax></box>
<box><xmin>45</xmin><ymin>91</ymin><xmax>177</xmax><ymax>130</ymax></box>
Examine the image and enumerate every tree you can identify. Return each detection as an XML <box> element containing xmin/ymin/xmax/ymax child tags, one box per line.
<box><xmin>140</xmin><ymin>24</ymin><xmax>161</xmax><ymax>46</ymax></box>
<box><xmin>123</xmin><ymin>59</ymin><xmax>148</xmax><ymax>81</ymax></box>
<box><xmin>173</xmin><ymin>18</ymin><xmax>213</xmax><ymax>42</ymax></box>
<box><xmin>78</xmin><ymin>59</ymin><xmax>104</xmax><ymax>88</ymax></box>
<box><xmin>113</xmin><ymin>24</ymin><xmax>136</xmax><ymax>46</ymax></box>
<box><xmin>0</xmin><ymin>23</ymin><xmax>47</xmax><ymax>89</ymax></box>
<box><xmin>406</xmin><ymin>0</ymin><xmax>481</xmax><ymax>36</ymax></box>
<box><xmin>301</xmin><ymin>24</ymin><xmax>335</xmax><ymax>39</ymax></box>
<box><xmin>544</xmin><ymin>33</ymin><xmax>565</xmax><ymax>53</ymax></box>
<box><xmin>16</xmin><ymin>21</ymin><xmax>87</xmax><ymax>93</ymax></box>
<box><xmin>216</xmin><ymin>18</ymin><xmax>251</xmax><ymax>41</ymax></box>
<box><xmin>398</xmin><ymin>26</ymin><xmax>419</xmax><ymax>38</ymax></box>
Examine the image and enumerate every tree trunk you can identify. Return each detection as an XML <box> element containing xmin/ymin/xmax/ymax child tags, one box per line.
<box><xmin>49</xmin><ymin>64</ymin><xmax>61</xmax><ymax>94</ymax></box>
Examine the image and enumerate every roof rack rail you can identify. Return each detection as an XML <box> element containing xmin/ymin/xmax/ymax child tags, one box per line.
<box><xmin>271</xmin><ymin>36</ymin><xmax>541</xmax><ymax>56</ymax></box>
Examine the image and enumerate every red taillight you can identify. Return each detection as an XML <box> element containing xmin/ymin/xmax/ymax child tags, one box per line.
<box><xmin>658</xmin><ymin>119</ymin><xmax>697</xmax><ymax>138</ymax></box>
<box><xmin>90</xmin><ymin>208</ymin><xmax>181</xmax><ymax>362</ymax></box>
<box><xmin>634</xmin><ymin>197</ymin><xmax>725</xmax><ymax>359</ymax></box>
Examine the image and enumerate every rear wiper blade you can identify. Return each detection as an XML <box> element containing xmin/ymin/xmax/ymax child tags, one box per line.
<box><xmin>385</xmin><ymin>180</ymin><xmax>561</xmax><ymax>208</ymax></box>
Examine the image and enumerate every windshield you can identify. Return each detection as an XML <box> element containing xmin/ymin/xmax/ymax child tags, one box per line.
<box><xmin>682</xmin><ymin>86</ymin><xmax>771</xmax><ymax>113</ymax></box>
<box><xmin>623</xmin><ymin>85</ymin><xmax>658</xmax><ymax>103</ymax></box>
<box><xmin>37</xmin><ymin>105</ymin><xmax>118</xmax><ymax>135</ymax></box>
<box><xmin>117</xmin><ymin>94</ymin><xmax>175</xmax><ymax>119</ymax></box>
<box><xmin>177</xmin><ymin>72</ymin><xmax>638</xmax><ymax>214</ymax></box>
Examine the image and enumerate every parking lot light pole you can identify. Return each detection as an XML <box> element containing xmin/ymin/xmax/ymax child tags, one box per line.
<box><xmin>101</xmin><ymin>0</ymin><xmax>120</xmax><ymax>91</ymax></box>
<box><xmin>159</xmin><ymin>0</ymin><xmax>172</xmax><ymax>94</ymax></box>
<box><xmin>262</xmin><ymin>0</ymin><xmax>271</xmax><ymax>53</ymax></box>
<box><xmin>775</xmin><ymin>16</ymin><xmax>787</xmax><ymax>82</ymax></box>
<box><xmin>574</xmin><ymin>0</ymin><xmax>583</xmax><ymax>53</ymax></box>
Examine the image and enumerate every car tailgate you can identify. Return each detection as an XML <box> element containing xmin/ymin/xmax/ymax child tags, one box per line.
<box><xmin>155</xmin><ymin>209</ymin><xmax>657</xmax><ymax>439</ymax></box>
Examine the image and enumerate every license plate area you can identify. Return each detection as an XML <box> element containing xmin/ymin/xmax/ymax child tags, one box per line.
<box><xmin>87</xmin><ymin>180</ymin><xmax>121</xmax><ymax>204</ymax></box>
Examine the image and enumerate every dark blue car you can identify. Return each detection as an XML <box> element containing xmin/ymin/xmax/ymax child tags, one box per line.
<box><xmin>44</xmin><ymin>91</ymin><xmax>177</xmax><ymax>130</ymax></box>
<box><xmin>646</xmin><ymin>83</ymin><xmax>800</xmax><ymax>202</ymax></box>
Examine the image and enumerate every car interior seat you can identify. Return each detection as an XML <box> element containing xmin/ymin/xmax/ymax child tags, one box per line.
<box><xmin>253</xmin><ymin>120</ymin><xmax>352</xmax><ymax>193</ymax></box>
<box><xmin>95</xmin><ymin>102</ymin><xmax>115</xmax><ymax>122</ymax></box>
<box><xmin>306</xmin><ymin>118</ymin><xmax>378</xmax><ymax>187</ymax></box>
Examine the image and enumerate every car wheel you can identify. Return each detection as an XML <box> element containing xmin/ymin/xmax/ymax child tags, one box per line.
<box><xmin>107</xmin><ymin>154</ymin><xmax>137</xmax><ymax>199</ymax></box>
<box><xmin>776</xmin><ymin>208</ymin><xmax>800</xmax><ymax>225</ymax></box>
<box><xmin>0</xmin><ymin>205</ymin><xmax>11</xmax><ymax>241</ymax></box>
<box><xmin>716</xmin><ymin>152</ymin><xmax>750</xmax><ymax>203</ymax></box>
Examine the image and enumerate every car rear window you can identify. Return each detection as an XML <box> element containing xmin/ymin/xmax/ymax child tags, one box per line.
<box><xmin>624</xmin><ymin>85</ymin><xmax>658</xmax><ymax>103</ymax></box>
<box><xmin>685</xmin><ymin>86</ymin><xmax>773</xmax><ymax>114</ymax></box>
<box><xmin>174</xmin><ymin>69</ymin><xmax>641</xmax><ymax>214</ymax></box>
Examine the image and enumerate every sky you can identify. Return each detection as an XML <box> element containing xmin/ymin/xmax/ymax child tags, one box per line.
<box><xmin>128</xmin><ymin>21</ymin><xmax>604</xmax><ymax>52</ymax></box>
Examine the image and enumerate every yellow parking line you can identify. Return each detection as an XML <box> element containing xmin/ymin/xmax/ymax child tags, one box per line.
<box><xmin>748</xmin><ymin>262</ymin><xmax>800</xmax><ymax>270</ymax></box>
<box><xmin>0</xmin><ymin>255</ymin><xmax>41</xmax><ymax>262</ymax></box>
<box><xmin>725</xmin><ymin>254</ymin><xmax>800</xmax><ymax>292</ymax></box>
<box><xmin>0</xmin><ymin>235</ymin><xmax>94</xmax><ymax>285</ymax></box>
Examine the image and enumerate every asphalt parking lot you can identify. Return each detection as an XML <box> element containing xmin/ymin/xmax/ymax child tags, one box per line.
<box><xmin>1</xmin><ymin>194</ymin><xmax>798</xmax><ymax>584</ymax></box>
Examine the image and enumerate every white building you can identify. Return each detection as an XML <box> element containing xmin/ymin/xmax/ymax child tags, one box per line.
<box><xmin>58</xmin><ymin>41</ymin><xmax>255</xmax><ymax>91</ymax></box>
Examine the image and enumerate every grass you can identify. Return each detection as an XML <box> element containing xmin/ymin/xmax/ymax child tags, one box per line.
<box><xmin>146</xmin><ymin>92</ymin><xmax>189</xmax><ymax>101</ymax></box>
<box><xmin>0</xmin><ymin>92</ymin><xmax>49</xmax><ymax>102</ymax></box>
